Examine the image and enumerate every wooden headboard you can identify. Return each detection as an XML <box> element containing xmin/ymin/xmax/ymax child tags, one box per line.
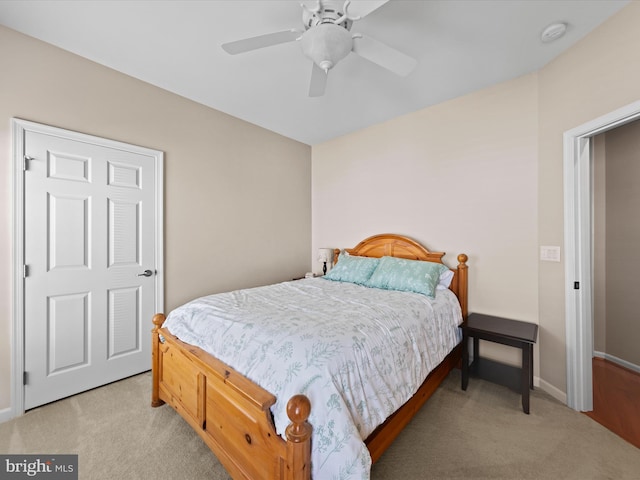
<box><xmin>334</xmin><ymin>233</ymin><xmax>468</xmax><ymax>319</ymax></box>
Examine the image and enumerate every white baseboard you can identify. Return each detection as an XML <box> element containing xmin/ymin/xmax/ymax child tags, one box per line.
<box><xmin>0</xmin><ymin>406</ymin><xmax>15</xmax><ymax>424</ymax></box>
<box><xmin>593</xmin><ymin>351</ymin><xmax>640</xmax><ymax>374</ymax></box>
<box><xmin>536</xmin><ymin>376</ymin><xmax>567</xmax><ymax>405</ymax></box>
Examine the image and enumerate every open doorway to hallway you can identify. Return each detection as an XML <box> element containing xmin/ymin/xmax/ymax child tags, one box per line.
<box><xmin>564</xmin><ymin>100</ymin><xmax>640</xmax><ymax>413</ymax></box>
<box><xmin>588</xmin><ymin>121</ymin><xmax>640</xmax><ymax>448</ymax></box>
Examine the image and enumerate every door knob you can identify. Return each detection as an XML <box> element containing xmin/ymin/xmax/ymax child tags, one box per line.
<box><xmin>138</xmin><ymin>269</ymin><xmax>153</xmax><ymax>277</ymax></box>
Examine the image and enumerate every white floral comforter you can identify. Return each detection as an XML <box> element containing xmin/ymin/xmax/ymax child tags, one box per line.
<box><xmin>163</xmin><ymin>277</ymin><xmax>462</xmax><ymax>479</ymax></box>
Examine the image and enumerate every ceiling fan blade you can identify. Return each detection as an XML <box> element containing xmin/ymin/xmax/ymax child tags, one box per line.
<box><xmin>344</xmin><ymin>0</ymin><xmax>390</xmax><ymax>19</ymax></box>
<box><xmin>222</xmin><ymin>29</ymin><xmax>300</xmax><ymax>55</ymax></box>
<box><xmin>309</xmin><ymin>62</ymin><xmax>328</xmax><ymax>97</ymax></box>
<box><xmin>352</xmin><ymin>34</ymin><xmax>417</xmax><ymax>76</ymax></box>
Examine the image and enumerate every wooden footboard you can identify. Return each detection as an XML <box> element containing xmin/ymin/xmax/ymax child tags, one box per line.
<box><xmin>152</xmin><ymin>315</ymin><xmax>459</xmax><ymax>478</ymax></box>
<box><xmin>151</xmin><ymin>313</ymin><xmax>312</xmax><ymax>480</ymax></box>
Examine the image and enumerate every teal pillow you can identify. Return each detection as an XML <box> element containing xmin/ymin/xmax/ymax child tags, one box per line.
<box><xmin>323</xmin><ymin>252</ymin><xmax>379</xmax><ymax>285</ymax></box>
<box><xmin>364</xmin><ymin>256</ymin><xmax>449</xmax><ymax>298</ymax></box>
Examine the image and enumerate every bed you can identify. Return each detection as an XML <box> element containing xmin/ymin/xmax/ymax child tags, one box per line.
<box><xmin>151</xmin><ymin>233</ymin><xmax>468</xmax><ymax>479</ymax></box>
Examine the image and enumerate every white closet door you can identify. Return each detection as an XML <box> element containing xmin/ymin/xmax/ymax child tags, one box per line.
<box><xmin>22</xmin><ymin>125</ymin><xmax>161</xmax><ymax>410</ymax></box>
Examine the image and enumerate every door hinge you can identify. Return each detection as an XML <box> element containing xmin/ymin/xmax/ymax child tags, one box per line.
<box><xmin>24</xmin><ymin>155</ymin><xmax>33</xmax><ymax>171</ymax></box>
<box><xmin>23</xmin><ymin>371</ymin><xmax>28</xmax><ymax>386</ymax></box>
<box><xmin>23</xmin><ymin>265</ymin><xmax>29</xmax><ymax>278</ymax></box>
<box><xmin>574</xmin><ymin>281</ymin><xmax>580</xmax><ymax>290</ymax></box>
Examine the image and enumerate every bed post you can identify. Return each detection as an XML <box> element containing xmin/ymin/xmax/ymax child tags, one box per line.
<box><xmin>285</xmin><ymin>394</ymin><xmax>312</xmax><ymax>480</ymax></box>
<box><xmin>456</xmin><ymin>254</ymin><xmax>469</xmax><ymax>320</ymax></box>
<box><xmin>151</xmin><ymin>313</ymin><xmax>166</xmax><ymax>407</ymax></box>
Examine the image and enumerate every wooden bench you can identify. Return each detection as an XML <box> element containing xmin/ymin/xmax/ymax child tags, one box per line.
<box><xmin>461</xmin><ymin>313</ymin><xmax>538</xmax><ymax>414</ymax></box>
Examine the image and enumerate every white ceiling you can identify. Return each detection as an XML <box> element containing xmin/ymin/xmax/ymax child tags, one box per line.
<box><xmin>0</xmin><ymin>0</ymin><xmax>629</xmax><ymax>145</ymax></box>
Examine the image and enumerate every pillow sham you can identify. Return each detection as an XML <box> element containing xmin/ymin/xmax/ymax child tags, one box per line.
<box><xmin>322</xmin><ymin>252</ymin><xmax>380</xmax><ymax>285</ymax></box>
<box><xmin>364</xmin><ymin>256</ymin><xmax>450</xmax><ymax>298</ymax></box>
<box><xmin>437</xmin><ymin>269</ymin><xmax>454</xmax><ymax>290</ymax></box>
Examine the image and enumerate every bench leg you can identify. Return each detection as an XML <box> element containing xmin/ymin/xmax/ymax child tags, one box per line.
<box><xmin>461</xmin><ymin>330</ymin><xmax>469</xmax><ymax>390</ymax></box>
<box><xmin>472</xmin><ymin>337</ymin><xmax>479</xmax><ymax>374</ymax></box>
<box><xmin>529</xmin><ymin>344</ymin><xmax>534</xmax><ymax>390</ymax></box>
<box><xmin>521</xmin><ymin>345</ymin><xmax>530</xmax><ymax>414</ymax></box>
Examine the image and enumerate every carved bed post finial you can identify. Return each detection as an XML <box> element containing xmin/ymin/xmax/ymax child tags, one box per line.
<box><xmin>151</xmin><ymin>313</ymin><xmax>166</xmax><ymax>407</ymax></box>
<box><xmin>285</xmin><ymin>394</ymin><xmax>312</xmax><ymax>480</ymax></box>
<box><xmin>152</xmin><ymin>313</ymin><xmax>165</xmax><ymax>332</ymax></box>
<box><xmin>286</xmin><ymin>395</ymin><xmax>311</xmax><ymax>441</ymax></box>
<box><xmin>456</xmin><ymin>254</ymin><xmax>469</xmax><ymax>320</ymax></box>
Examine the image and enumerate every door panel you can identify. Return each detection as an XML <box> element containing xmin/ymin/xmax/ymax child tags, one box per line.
<box><xmin>108</xmin><ymin>286</ymin><xmax>140</xmax><ymax>358</ymax></box>
<box><xmin>47</xmin><ymin>292</ymin><xmax>89</xmax><ymax>374</ymax></box>
<box><xmin>49</xmin><ymin>194</ymin><xmax>90</xmax><ymax>269</ymax></box>
<box><xmin>23</xmin><ymin>128</ymin><xmax>160</xmax><ymax>410</ymax></box>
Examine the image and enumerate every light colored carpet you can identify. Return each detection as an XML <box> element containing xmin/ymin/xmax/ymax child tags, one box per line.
<box><xmin>1</xmin><ymin>369</ymin><xmax>639</xmax><ymax>479</ymax></box>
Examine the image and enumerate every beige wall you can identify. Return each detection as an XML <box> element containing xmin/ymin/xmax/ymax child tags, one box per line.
<box><xmin>537</xmin><ymin>0</ymin><xmax>640</xmax><ymax>393</ymax></box>
<box><xmin>314</xmin><ymin>1</ymin><xmax>640</xmax><ymax>397</ymax></box>
<box><xmin>0</xmin><ymin>26</ymin><xmax>311</xmax><ymax>413</ymax></box>
<box><xmin>313</xmin><ymin>73</ymin><xmax>540</xmax><ymax>369</ymax></box>
<box><xmin>602</xmin><ymin>121</ymin><xmax>640</xmax><ymax>366</ymax></box>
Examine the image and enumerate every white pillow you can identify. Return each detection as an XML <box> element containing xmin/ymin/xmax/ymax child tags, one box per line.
<box><xmin>436</xmin><ymin>269</ymin><xmax>454</xmax><ymax>290</ymax></box>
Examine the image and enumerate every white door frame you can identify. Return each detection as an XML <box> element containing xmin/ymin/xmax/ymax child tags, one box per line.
<box><xmin>563</xmin><ymin>100</ymin><xmax>640</xmax><ymax>411</ymax></box>
<box><xmin>11</xmin><ymin>118</ymin><xmax>164</xmax><ymax>420</ymax></box>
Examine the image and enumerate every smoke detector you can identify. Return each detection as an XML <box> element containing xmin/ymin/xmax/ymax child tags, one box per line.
<box><xmin>541</xmin><ymin>22</ymin><xmax>568</xmax><ymax>43</ymax></box>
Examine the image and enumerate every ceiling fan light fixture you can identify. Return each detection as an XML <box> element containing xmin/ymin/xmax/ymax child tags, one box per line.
<box><xmin>300</xmin><ymin>23</ymin><xmax>353</xmax><ymax>71</ymax></box>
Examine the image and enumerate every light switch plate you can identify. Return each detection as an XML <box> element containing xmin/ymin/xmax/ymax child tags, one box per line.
<box><xmin>540</xmin><ymin>245</ymin><xmax>561</xmax><ymax>262</ymax></box>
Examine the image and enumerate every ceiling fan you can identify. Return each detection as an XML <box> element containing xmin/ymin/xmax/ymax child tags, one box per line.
<box><xmin>221</xmin><ymin>0</ymin><xmax>417</xmax><ymax>97</ymax></box>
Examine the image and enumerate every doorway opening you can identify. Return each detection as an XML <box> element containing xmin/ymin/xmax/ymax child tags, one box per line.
<box><xmin>564</xmin><ymin>100</ymin><xmax>640</xmax><ymax>412</ymax></box>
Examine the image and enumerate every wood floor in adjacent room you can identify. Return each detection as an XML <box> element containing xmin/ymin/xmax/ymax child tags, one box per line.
<box><xmin>585</xmin><ymin>357</ymin><xmax>640</xmax><ymax>449</ymax></box>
